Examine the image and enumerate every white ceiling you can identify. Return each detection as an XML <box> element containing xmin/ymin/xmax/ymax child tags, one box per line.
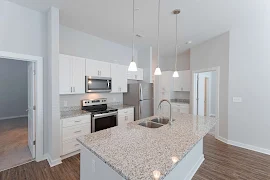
<box><xmin>9</xmin><ymin>0</ymin><xmax>249</xmax><ymax>57</ymax></box>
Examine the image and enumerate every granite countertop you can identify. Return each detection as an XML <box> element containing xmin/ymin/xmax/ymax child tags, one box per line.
<box><xmin>108</xmin><ymin>104</ymin><xmax>135</xmax><ymax>110</ymax></box>
<box><xmin>77</xmin><ymin>114</ymin><xmax>217</xmax><ymax>180</ymax></box>
<box><xmin>60</xmin><ymin>107</ymin><xmax>91</xmax><ymax>119</ymax></box>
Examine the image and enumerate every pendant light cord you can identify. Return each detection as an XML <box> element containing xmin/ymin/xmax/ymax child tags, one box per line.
<box><xmin>157</xmin><ymin>0</ymin><xmax>161</xmax><ymax>67</ymax></box>
<box><xmin>132</xmin><ymin>0</ymin><xmax>135</xmax><ymax>62</ymax></box>
<box><xmin>174</xmin><ymin>13</ymin><xmax>178</xmax><ymax>71</ymax></box>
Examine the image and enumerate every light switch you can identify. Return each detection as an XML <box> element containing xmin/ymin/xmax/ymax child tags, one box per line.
<box><xmin>233</xmin><ymin>97</ymin><xmax>242</xmax><ymax>103</ymax></box>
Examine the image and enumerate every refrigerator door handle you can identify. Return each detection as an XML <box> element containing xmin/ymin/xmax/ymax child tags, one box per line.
<box><xmin>139</xmin><ymin>83</ymin><xmax>143</xmax><ymax>101</ymax></box>
<box><xmin>139</xmin><ymin>103</ymin><xmax>141</xmax><ymax>119</ymax></box>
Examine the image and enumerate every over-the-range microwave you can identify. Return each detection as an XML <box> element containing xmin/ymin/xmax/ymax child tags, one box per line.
<box><xmin>85</xmin><ymin>76</ymin><xmax>112</xmax><ymax>93</ymax></box>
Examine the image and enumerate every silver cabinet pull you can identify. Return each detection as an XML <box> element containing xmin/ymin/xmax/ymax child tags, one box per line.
<box><xmin>100</xmin><ymin>71</ymin><xmax>101</xmax><ymax>76</ymax></box>
<box><xmin>74</xmin><ymin>130</ymin><xmax>82</xmax><ymax>133</ymax></box>
<box><xmin>73</xmin><ymin>87</ymin><xmax>75</xmax><ymax>92</ymax></box>
<box><xmin>75</xmin><ymin>120</ymin><xmax>81</xmax><ymax>123</ymax></box>
<box><xmin>71</xmin><ymin>87</ymin><xmax>73</xmax><ymax>92</ymax></box>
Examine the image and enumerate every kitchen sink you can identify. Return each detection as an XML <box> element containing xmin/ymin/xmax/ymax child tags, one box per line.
<box><xmin>151</xmin><ymin>117</ymin><xmax>172</xmax><ymax>125</ymax></box>
<box><xmin>139</xmin><ymin>121</ymin><xmax>163</xmax><ymax>128</ymax></box>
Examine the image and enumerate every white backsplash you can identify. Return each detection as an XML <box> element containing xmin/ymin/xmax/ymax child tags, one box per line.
<box><xmin>60</xmin><ymin>93</ymin><xmax>123</xmax><ymax>108</ymax></box>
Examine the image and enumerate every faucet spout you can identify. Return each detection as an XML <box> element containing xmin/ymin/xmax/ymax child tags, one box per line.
<box><xmin>158</xmin><ymin>99</ymin><xmax>172</xmax><ymax>125</ymax></box>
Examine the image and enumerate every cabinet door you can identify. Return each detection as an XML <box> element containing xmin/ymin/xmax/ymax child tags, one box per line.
<box><xmin>59</xmin><ymin>54</ymin><xmax>72</xmax><ymax>94</ymax></box>
<box><xmin>85</xmin><ymin>59</ymin><xmax>99</xmax><ymax>77</ymax></box>
<box><xmin>182</xmin><ymin>70</ymin><xmax>191</xmax><ymax>91</ymax></box>
<box><xmin>99</xmin><ymin>61</ymin><xmax>111</xmax><ymax>78</ymax></box>
<box><xmin>111</xmin><ymin>64</ymin><xmax>127</xmax><ymax>93</ymax></box>
<box><xmin>72</xmin><ymin>57</ymin><xmax>85</xmax><ymax>94</ymax></box>
<box><xmin>137</xmin><ymin>68</ymin><xmax>144</xmax><ymax>80</ymax></box>
<box><xmin>181</xmin><ymin>107</ymin><xmax>189</xmax><ymax>114</ymax></box>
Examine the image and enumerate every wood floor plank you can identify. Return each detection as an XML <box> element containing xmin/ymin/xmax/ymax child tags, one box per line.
<box><xmin>1</xmin><ymin>135</ymin><xmax>269</xmax><ymax>180</ymax></box>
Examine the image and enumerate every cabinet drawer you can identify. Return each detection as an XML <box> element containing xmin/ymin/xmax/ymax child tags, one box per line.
<box><xmin>62</xmin><ymin>115</ymin><xmax>90</xmax><ymax>128</ymax></box>
<box><xmin>118</xmin><ymin>108</ymin><xmax>134</xmax><ymax>115</ymax></box>
<box><xmin>62</xmin><ymin>123</ymin><xmax>90</xmax><ymax>141</ymax></box>
<box><xmin>62</xmin><ymin>138</ymin><xmax>81</xmax><ymax>155</ymax></box>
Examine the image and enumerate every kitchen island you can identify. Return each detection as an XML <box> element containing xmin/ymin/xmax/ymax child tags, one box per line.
<box><xmin>77</xmin><ymin>113</ymin><xmax>217</xmax><ymax>180</ymax></box>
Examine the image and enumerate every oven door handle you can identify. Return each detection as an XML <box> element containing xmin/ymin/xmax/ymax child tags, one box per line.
<box><xmin>93</xmin><ymin>112</ymin><xmax>118</xmax><ymax>119</ymax></box>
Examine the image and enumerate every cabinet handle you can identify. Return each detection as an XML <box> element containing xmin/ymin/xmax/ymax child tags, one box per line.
<box><xmin>74</xmin><ymin>130</ymin><xmax>81</xmax><ymax>133</ymax></box>
<box><xmin>73</xmin><ymin>87</ymin><xmax>75</xmax><ymax>92</ymax></box>
<box><xmin>135</xmin><ymin>75</ymin><xmax>137</xmax><ymax>79</ymax></box>
<box><xmin>75</xmin><ymin>120</ymin><xmax>81</xmax><ymax>123</ymax></box>
<box><xmin>100</xmin><ymin>71</ymin><xmax>101</xmax><ymax>76</ymax></box>
<box><xmin>71</xmin><ymin>87</ymin><xmax>73</xmax><ymax>93</ymax></box>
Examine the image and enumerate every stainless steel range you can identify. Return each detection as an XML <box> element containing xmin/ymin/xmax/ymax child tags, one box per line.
<box><xmin>81</xmin><ymin>98</ymin><xmax>118</xmax><ymax>133</ymax></box>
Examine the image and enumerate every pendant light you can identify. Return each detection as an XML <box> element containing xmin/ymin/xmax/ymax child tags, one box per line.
<box><xmin>128</xmin><ymin>0</ymin><xmax>138</xmax><ymax>72</ymax></box>
<box><xmin>172</xmin><ymin>9</ymin><xmax>180</xmax><ymax>78</ymax></box>
<box><xmin>154</xmin><ymin>0</ymin><xmax>162</xmax><ymax>75</ymax></box>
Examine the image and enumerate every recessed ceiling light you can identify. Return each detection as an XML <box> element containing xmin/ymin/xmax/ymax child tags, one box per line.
<box><xmin>186</xmin><ymin>41</ymin><xmax>192</xmax><ymax>44</ymax></box>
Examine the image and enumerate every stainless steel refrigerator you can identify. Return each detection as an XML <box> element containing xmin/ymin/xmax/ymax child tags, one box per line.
<box><xmin>123</xmin><ymin>83</ymin><xmax>154</xmax><ymax>120</ymax></box>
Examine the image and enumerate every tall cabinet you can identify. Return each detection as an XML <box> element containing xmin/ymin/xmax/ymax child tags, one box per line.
<box><xmin>59</xmin><ymin>54</ymin><xmax>85</xmax><ymax>94</ymax></box>
<box><xmin>110</xmin><ymin>64</ymin><xmax>128</xmax><ymax>93</ymax></box>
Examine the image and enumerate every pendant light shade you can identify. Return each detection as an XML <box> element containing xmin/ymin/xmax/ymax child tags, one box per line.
<box><xmin>154</xmin><ymin>0</ymin><xmax>162</xmax><ymax>76</ymax></box>
<box><xmin>128</xmin><ymin>61</ymin><xmax>137</xmax><ymax>71</ymax></box>
<box><xmin>172</xmin><ymin>71</ymin><xmax>179</xmax><ymax>77</ymax></box>
<box><xmin>172</xmin><ymin>9</ymin><xmax>180</xmax><ymax>78</ymax></box>
<box><xmin>128</xmin><ymin>0</ymin><xmax>138</xmax><ymax>72</ymax></box>
<box><xmin>154</xmin><ymin>67</ymin><xmax>162</xmax><ymax>75</ymax></box>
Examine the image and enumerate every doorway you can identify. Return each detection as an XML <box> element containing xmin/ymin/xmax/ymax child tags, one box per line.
<box><xmin>0</xmin><ymin>58</ymin><xmax>36</xmax><ymax>171</ymax></box>
<box><xmin>192</xmin><ymin>67</ymin><xmax>220</xmax><ymax>138</ymax></box>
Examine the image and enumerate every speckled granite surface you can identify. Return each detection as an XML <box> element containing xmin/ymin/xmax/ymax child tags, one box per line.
<box><xmin>60</xmin><ymin>106</ymin><xmax>91</xmax><ymax>119</ymax></box>
<box><xmin>108</xmin><ymin>104</ymin><xmax>134</xmax><ymax>110</ymax></box>
<box><xmin>77</xmin><ymin>114</ymin><xmax>217</xmax><ymax>180</ymax></box>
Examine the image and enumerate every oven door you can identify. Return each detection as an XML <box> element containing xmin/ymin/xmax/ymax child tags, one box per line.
<box><xmin>92</xmin><ymin>112</ymin><xmax>118</xmax><ymax>132</ymax></box>
<box><xmin>85</xmin><ymin>76</ymin><xmax>112</xmax><ymax>93</ymax></box>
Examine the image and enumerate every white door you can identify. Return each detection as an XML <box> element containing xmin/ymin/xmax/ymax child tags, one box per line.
<box><xmin>197</xmin><ymin>74</ymin><xmax>205</xmax><ymax>116</ymax></box>
<box><xmin>28</xmin><ymin>62</ymin><xmax>36</xmax><ymax>158</ymax></box>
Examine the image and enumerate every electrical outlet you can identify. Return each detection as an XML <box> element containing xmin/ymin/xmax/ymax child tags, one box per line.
<box><xmin>92</xmin><ymin>160</ymin><xmax>95</xmax><ymax>172</ymax></box>
<box><xmin>64</xmin><ymin>101</ymin><xmax>68</xmax><ymax>107</ymax></box>
<box><xmin>233</xmin><ymin>97</ymin><xmax>242</xmax><ymax>103</ymax></box>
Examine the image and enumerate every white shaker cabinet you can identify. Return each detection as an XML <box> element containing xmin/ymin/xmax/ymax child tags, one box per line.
<box><xmin>173</xmin><ymin>70</ymin><xmax>191</xmax><ymax>92</ymax></box>
<box><xmin>85</xmin><ymin>59</ymin><xmax>111</xmax><ymax>78</ymax></box>
<box><xmin>59</xmin><ymin>54</ymin><xmax>85</xmax><ymax>94</ymax></box>
<box><xmin>118</xmin><ymin>108</ymin><xmax>134</xmax><ymax>127</ymax></box>
<box><xmin>111</xmin><ymin>64</ymin><xmax>128</xmax><ymax>93</ymax></box>
<box><xmin>127</xmin><ymin>68</ymin><xmax>144</xmax><ymax>80</ymax></box>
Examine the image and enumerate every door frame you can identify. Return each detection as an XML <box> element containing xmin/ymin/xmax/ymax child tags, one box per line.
<box><xmin>191</xmin><ymin>67</ymin><xmax>220</xmax><ymax>139</ymax></box>
<box><xmin>0</xmin><ymin>51</ymin><xmax>44</xmax><ymax>161</ymax></box>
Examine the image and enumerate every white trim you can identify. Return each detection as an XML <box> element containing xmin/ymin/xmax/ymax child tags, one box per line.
<box><xmin>0</xmin><ymin>115</ymin><xmax>28</xmax><ymax>121</ymax></box>
<box><xmin>228</xmin><ymin>140</ymin><xmax>270</xmax><ymax>156</ymax></box>
<box><xmin>0</xmin><ymin>51</ymin><xmax>44</xmax><ymax>162</ymax></box>
<box><xmin>191</xmin><ymin>67</ymin><xmax>220</xmax><ymax>139</ymax></box>
<box><xmin>216</xmin><ymin>136</ymin><xmax>270</xmax><ymax>156</ymax></box>
<box><xmin>184</xmin><ymin>155</ymin><xmax>205</xmax><ymax>180</ymax></box>
<box><xmin>46</xmin><ymin>154</ymin><xmax>62</xmax><ymax>167</ymax></box>
<box><xmin>61</xmin><ymin>150</ymin><xmax>80</xmax><ymax>160</ymax></box>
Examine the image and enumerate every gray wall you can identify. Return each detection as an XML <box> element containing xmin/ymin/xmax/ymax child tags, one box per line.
<box><xmin>59</xmin><ymin>25</ymin><xmax>138</xmax><ymax>108</ymax></box>
<box><xmin>138</xmin><ymin>47</ymin><xmax>153</xmax><ymax>83</ymax></box>
<box><xmin>0</xmin><ymin>58</ymin><xmax>28</xmax><ymax>119</ymax></box>
<box><xmin>228</xmin><ymin>1</ymin><xmax>270</xmax><ymax>151</ymax></box>
<box><xmin>190</xmin><ymin>32</ymin><xmax>230</xmax><ymax>139</ymax></box>
<box><xmin>160</xmin><ymin>50</ymin><xmax>190</xmax><ymax>71</ymax></box>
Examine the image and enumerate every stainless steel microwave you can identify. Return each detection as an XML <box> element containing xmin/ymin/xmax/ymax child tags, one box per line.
<box><xmin>85</xmin><ymin>76</ymin><xmax>112</xmax><ymax>93</ymax></box>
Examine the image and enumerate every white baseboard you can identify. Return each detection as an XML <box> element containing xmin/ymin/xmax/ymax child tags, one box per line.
<box><xmin>61</xmin><ymin>150</ymin><xmax>80</xmax><ymax>160</ymax></box>
<box><xmin>0</xmin><ymin>115</ymin><xmax>28</xmax><ymax>121</ymax></box>
<box><xmin>185</xmin><ymin>155</ymin><xmax>205</xmax><ymax>180</ymax></box>
<box><xmin>46</xmin><ymin>154</ymin><xmax>62</xmax><ymax>167</ymax></box>
<box><xmin>217</xmin><ymin>136</ymin><xmax>270</xmax><ymax>156</ymax></box>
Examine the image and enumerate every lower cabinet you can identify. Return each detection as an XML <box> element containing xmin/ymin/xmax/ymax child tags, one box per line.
<box><xmin>61</xmin><ymin>115</ymin><xmax>91</xmax><ymax>156</ymax></box>
<box><xmin>118</xmin><ymin>108</ymin><xmax>134</xmax><ymax>127</ymax></box>
<box><xmin>172</xmin><ymin>103</ymin><xmax>190</xmax><ymax>114</ymax></box>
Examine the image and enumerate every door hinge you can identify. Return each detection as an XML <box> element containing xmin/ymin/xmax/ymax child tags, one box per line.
<box><xmin>33</xmin><ymin>140</ymin><xmax>36</xmax><ymax>145</ymax></box>
<box><xmin>33</xmin><ymin>105</ymin><xmax>36</xmax><ymax>110</ymax></box>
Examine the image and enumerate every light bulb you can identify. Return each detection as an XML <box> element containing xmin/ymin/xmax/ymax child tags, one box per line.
<box><xmin>172</xmin><ymin>71</ymin><xmax>179</xmax><ymax>77</ymax></box>
<box><xmin>128</xmin><ymin>61</ymin><xmax>137</xmax><ymax>71</ymax></box>
<box><xmin>154</xmin><ymin>67</ymin><xmax>162</xmax><ymax>75</ymax></box>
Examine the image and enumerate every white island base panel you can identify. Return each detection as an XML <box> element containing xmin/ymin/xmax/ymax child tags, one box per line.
<box><xmin>80</xmin><ymin>139</ymin><xmax>204</xmax><ymax>180</ymax></box>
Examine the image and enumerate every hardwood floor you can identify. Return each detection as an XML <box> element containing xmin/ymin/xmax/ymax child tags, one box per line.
<box><xmin>0</xmin><ymin>117</ymin><xmax>32</xmax><ymax>171</ymax></box>
<box><xmin>1</xmin><ymin>135</ymin><xmax>270</xmax><ymax>180</ymax></box>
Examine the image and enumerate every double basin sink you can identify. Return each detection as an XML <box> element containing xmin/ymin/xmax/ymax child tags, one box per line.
<box><xmin>139</xmin><ymin>117</ymin><xmax>174</xmax><ymax>128</ymax></box>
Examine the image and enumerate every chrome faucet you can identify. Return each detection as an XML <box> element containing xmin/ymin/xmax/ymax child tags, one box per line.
<box><xmin>158</xmin><ymin>99</ymin><xmax>172</xmax><ymax>125</ymax></box>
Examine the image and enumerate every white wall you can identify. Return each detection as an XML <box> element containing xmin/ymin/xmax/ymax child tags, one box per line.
<box><xmin>138</xmin><ymin>47</ymin><xmax>153</xmax><ymax>83</ymax></box>
<box><xmin>210</xmin><ymin>71</ymin><xmax>217</xmax><ymax>115</ymax></box>
<box><xmin>228</xmin><ymin>1</ymin><xmax>270</xmax><ymax>151</ymax></box>
<box><xmin>160</xmin><ymin>50</ymin><xmax>190</xmax><ymax>71</ymax></box>
<box><xmin>0</xmin><ymin>58</ymin><xmax>28</xmax><ymax>119</ymax></box>
<box><xmin>190</xmin><ymin>32</ymin><xmax>229</xmax><ymax>139</ymax></box>
<box><xmin>59</xmin><ymin>25</ymin><xmax>139</xmax><ymax>107</ymax></box>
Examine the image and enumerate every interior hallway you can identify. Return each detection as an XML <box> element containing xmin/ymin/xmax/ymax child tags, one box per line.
<box><xmin>0</xmin><ymin>117</ymin><xmax>32</xmax><ymax>171</ymax></box>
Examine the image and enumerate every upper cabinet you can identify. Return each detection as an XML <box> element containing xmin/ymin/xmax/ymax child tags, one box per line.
<box><xmin>59</xmin><ymin>54</ymin><xmax>85</xmax><ymax>95</ymax></box>
<box><xmin>111</xmin><ymin>64</ymin><xmax>128</xmax><ymax>93</ymax></box>
<box><xmin>127</xmin><ymin>68</ymin><xmax>143</xmax><ymax>80</ymax></box>
<box><xmin>173</xmin><ymin>70</ymin><xmax>191</xmax><ymax>92</ymax></box>
<box><xmin>85</xmin><ymin>59</ymin><xmax>111</xmax><ymax>78</ymax></box>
